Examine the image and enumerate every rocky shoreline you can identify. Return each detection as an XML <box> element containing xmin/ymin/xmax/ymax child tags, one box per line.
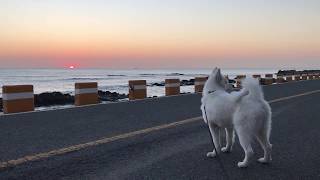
<box><xmin>150</xmin><ymin>79</ymin><xmax>195</xmax><ymax>86</ymax></box>
<box><xmin>0</xmin><ymin>90</ymin><xmax>128</xmax><ymax>112</ymax></box>
<box><xmin>0</xmin><ymin>78</ymin><xmax>234</xmax><ymax>112</ymax></box>
<box><xmin>1</xmin><ymin>71</ymin><xmax>319</xmax><ymax>112</ymax></box>
<box><xmin>150</xmin><ymin>78</ymin><xmax>236</xmax><ymax>86</ymax></box>
<box><xmin>277</xmin><ymin>70</ymin><xmax>320</xmax><ymax>76</ymax></box>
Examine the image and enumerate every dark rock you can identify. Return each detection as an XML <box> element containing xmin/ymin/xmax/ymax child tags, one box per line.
<box><xmin>277</xmin><ymin>70</ymin><xmax>296</xmax><ymax>76</ymax></box>
<box><xmin>1</xmin><ymin>90</ymin><xmax>129</xmax><ymax>112</ymax></box>
<box><xmin>277</xmin><ymin>70</ymin><xmax>320</xmax><ymax>76</ymax></box>
<box><xmin>180</xmin><ymin>79</ymin><xmax>195</xmax><ymax>86</ymax></box>
<box><xmin>34</xmin><ymin>92</ymin><xmax>74</xmax><ymax>107</ymax></box>
<box><xmin>150</xmin><ymin>79</ymin><xmax>195</xmax><ymax>87</ymax></box>
<box><xmin>150</xmin><ymin>82</ymin><xmax>165</xmax><ymax>86</ymax></box>
<box><xmin>98</xmin><ymin>90</ymin><xmax>128</xmax><ymax>102</ymax></box>
<box><xmin>180</xmin><ymin>92</ymin><xmax>191</xmax><ymax>94</ymax></box>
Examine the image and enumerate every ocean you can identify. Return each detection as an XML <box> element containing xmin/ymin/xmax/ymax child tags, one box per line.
<box><xmin>0</xmin><ymin>68</ymin><xmax>278</xmax><ymax>97</ymax></box>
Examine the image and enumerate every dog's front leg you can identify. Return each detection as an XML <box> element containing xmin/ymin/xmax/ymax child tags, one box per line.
<box><xmin>207</xmin><ymin>123</ymin><xmax>221</xmax><ymax>158</ymax></box>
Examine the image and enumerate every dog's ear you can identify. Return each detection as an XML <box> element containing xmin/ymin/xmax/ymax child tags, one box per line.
<box><xmin>211</xmin><ymin>67</ymin><xmax>218</xmax><ymax>75</ymax></box>
<box><xmin>216</xmin><ymin>68</ymin><xmax>222</xmax><ymax>82</ymax></box>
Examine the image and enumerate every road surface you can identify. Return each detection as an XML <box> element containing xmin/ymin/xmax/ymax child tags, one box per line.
<box><xmin>0</xmin><ymin>80</ymin><xmax>319</xmax><ymax>179</ymax></box>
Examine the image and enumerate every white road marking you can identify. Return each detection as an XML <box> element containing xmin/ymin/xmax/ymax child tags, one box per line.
<box><xmin>0</xmin><ymin>89</ymin><xmax>320</xmax><ymax>169</ymax></box>
<box><xmin>0</xmin><ymin>117</ymin><xmax>201</xmax><ymax>169</ymax></box>
<box><xmin>268</xmin><ymin>89</ymin><xmax>320</xmax><ymax>104</ymax></box>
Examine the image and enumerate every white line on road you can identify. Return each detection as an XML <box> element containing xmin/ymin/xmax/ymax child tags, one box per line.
<box><xmin>0</xmin><ymin>89</ymin><xmax>320</xmax><ymax>169</ymax></box>
<box><xmin>0</xmin><ymin>117</ymin><xmax>201</xmax><ymax>169</ymax></box>
<box><xmin>268</xmin><ymin>89</ymin><xmax>320</xmax><ymax>104</ymax></box>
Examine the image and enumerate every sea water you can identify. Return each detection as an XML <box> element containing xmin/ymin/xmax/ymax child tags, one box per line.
<box><xmin>0</xmin><ymin>68</ymin><xmax>278</xmax><ymax>97</ymax></box>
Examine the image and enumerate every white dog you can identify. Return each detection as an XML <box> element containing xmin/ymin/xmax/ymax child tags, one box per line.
<box><xmin>201</xmin><ymin>68</ymin><xmax>272</xmax><ymax>168</ymax></box>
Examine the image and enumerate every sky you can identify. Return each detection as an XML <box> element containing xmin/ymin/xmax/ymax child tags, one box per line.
<box><xmin>0</xmin><ymin>0</ymin><xmax>319</xmax><ymax>69</ymax></box>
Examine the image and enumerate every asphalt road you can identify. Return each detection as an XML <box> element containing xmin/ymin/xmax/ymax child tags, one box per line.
<box><xmin>0</xmin><ymin>80</ymin><xmax>319</xmax><ymax>180</ymax></box>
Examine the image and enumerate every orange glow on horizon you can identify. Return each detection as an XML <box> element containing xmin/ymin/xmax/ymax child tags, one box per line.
<box><xmin>0</xmin><ymin>1</ymin><xmax>319</xmax><ymax>68</ymax></box>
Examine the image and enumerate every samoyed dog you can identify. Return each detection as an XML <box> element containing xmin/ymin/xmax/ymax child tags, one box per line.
<box><xmin>201</xmin><ymin>68</ymin><xmax>272</xmax><ymax>168</ymax></box>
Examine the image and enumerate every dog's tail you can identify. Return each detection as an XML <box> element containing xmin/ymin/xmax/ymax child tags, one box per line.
<box><xmin>242</xmin><ymin>77</ymin><xmax>264</xmax><ymax>100</ymax></box>
<box><xmin>234</xmin><ymin>89</ymin><xmax>249</xmax><ymax>103</ymax></box>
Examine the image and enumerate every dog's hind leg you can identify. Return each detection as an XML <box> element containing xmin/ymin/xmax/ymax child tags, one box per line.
<box><xmin>256</xmin><ymin>130</ymin><xmax>272</xmax><ymax>163</ymax></box>
<box><xmin>206</xmin><ymin>123</ymin><xmax>221</xmax><ymax>158</ymax></box>
<box><xmin>236</xmin><ymin>127</ymin><xmax>254</xmax><ymax>168</ymax></box>
<box><xmin>222</xmin><ymin>127</ymin><xmax>234</xmax><ymax>153</ymax></box>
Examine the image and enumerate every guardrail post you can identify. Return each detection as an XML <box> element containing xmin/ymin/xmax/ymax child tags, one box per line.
<box><xmin>264</xmin><ymin>74</ymin><xmax>274</xmax><ymax>85</ymax></box>
<box><xmin>294</xmin><ymin>75</ymin><xmax>301</xmax><ymax>81</ymax></box>
<box><xmin>194</xmin><ymin>77</ymin><xmax>208</xmax><ymax>93</ymax></box>
<box><xmin>301</xmin><ymin>74</ymin><xmax>308</xmax><ymax>80</ymax></box>
<box><xmin>165</xmin><ymin>79</ymin><xmax>180</xmax><ymax>96</ymax></box>
<box><xmin>308</xmin><ymin>74</ymin><xmax>314</xmax><ymax>80</ymax></box>
<box><xmin>285</xmin><ymin>75</ymin><xmax>293</xmax><ymax>82</ymax></box>
<box><xmin>129</xmin><ymin>80</ymin><xmax>147</xmax><ymax>100</ymax></box>
<box><xmin>276</xmin><ymin>75</ymin><xmax>285</xmax><ymax>83</ymax></box>
<box><xmin>75</xmin><ymin>82</ymin><xmax>98</xmax><ymax>106</ymax></box>
<box><xmin>2</xmin><ymin>85</ymin><xmax>34</xmax><ymax>114</ymax></box>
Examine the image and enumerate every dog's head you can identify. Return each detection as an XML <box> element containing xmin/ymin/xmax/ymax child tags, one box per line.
<box><xmin>203</xmin><ymin>67</ymin><xmax>228</xmax><ymax>95</ymax></box>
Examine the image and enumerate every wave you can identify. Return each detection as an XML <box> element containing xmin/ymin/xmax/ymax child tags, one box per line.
<box><xmin>1</xmin><ymin>75</ymin><xmax>60</xmax><ymax>78</ymax></box>
<box><xmin>139</xmin><ymin>73</ymin><xmax>185</xmax><ymax>76</ymax></box>
<box><xmin>99</xmin><ymin>84</ymin><xmax>128</xmax><ymax>89</ymax></box>
<box><xmin>107</xmin><ymin>74</ymin><xmax>127</xmax><ymax>77</ymax></box>
<box><xmin>62</xmin><ymin>77</ymin><xmax>111</xmax><ymax>81</ymax></box>
<box><xmin>139</xmin><ymin>73</ymin><xmax>157</xmax><ymax>76</ymax></box>
<box><xmin>166</xmin><ymin>73</ymin><xmax>185</xmax><ymax>76</ymax></box>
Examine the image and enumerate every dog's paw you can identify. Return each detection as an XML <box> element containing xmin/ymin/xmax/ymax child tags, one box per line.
<box><xmin>206</xmin><ymin>151</ymin><xmax>216</xmax><ymax>158</ymax></box>
<box><xmin>221</xmin><ymin>146</ymin><xmax>231</xmax><ymax>153</ymax></box>
<box><xmin>257</xmin><ymin>157</ymin><xmax>271</xmax><ymax>164</ymax></box>
<box><xmin>237</xmin><ymin>161</ymin><xmax>249</xmax><ymax>168</ymax></box>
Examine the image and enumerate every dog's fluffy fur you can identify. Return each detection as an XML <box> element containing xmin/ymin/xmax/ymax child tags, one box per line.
<box><xmin>201</xmin><ymin>68</ymin><xmax>272</xmax><ymax>168</ymax></box>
